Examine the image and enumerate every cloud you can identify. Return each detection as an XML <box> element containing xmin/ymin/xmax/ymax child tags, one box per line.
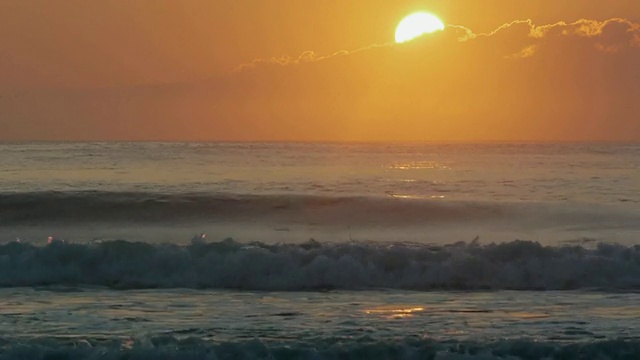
<box><xmin>492</xmin><ymin>18</ymin><xmax>640</xmax><ymax>57</ymax></box>
<box><xmin>3</xmin><ymin>18</ymin><xmax>640</xmax><ymax>141</ymax></box>
<box><xmin>506</xmin><ymin>45</ymin><xmax>538</xmax><ymax>59</ymax></box>
<box><xmin>232</xmin><ymin>45</ymin><xmax>389</xmax><ymax>73</ymax></box>
<box><xmin>529</xmin><ymin>18</ymin><xmax>639</xmax><ymax>39</ymax></box>
<box><xmin>232</xmin><ymin>51</ymin><xmax>325</xmax><ymax>73</ymax></box>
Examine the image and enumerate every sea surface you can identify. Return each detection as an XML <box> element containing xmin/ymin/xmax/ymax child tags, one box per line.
<box><xmin>0</xmin><ymin>142</ymin><xmax>639</xmax><ymax>359</ymax></box>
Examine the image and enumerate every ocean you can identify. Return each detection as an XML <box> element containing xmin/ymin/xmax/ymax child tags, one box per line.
<box><xmin>0</xmin><ymin>142</ymin><xmax>639</xmax><ymax>359</ymax></box>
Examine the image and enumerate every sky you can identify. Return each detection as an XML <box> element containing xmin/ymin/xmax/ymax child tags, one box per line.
<box><xmin>1</xmin><ymin>0</ymin><xmax>639</xmax><ymax>142</ymax></box>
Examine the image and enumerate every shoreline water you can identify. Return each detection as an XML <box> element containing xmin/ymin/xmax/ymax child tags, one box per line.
<box><xmin>1</xmin><ymin>287</ymin><xmax>639</xmax><ymax>359</ymax></box>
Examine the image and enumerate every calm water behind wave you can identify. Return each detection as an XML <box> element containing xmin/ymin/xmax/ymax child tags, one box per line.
<box><xmin>1</xmin><ymin>142</ymin><xmax>639</xmax><ymax>203</ymax></box>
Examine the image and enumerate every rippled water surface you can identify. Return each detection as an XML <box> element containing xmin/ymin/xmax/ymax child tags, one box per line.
<box><xmin>2</xmin><ymin>289</ymin><xmax>638</xmax><ymax>344</ymax></box>
<box><xmin>1</xmin><ymin>142</ymin><xmax>639</xmax><ymax>204</ymax></box>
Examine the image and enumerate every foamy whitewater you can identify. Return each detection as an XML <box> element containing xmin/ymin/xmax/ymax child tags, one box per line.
<box><xmin>0</xmin><ymin>142</ymin><xmax>639</xmax><ymax>359</ymax></box>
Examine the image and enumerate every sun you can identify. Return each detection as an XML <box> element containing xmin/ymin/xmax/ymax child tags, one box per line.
<box><xmin>395</xmin><ymin>12</ymin><xmax>445</xmax><ymax>43</ymax></box>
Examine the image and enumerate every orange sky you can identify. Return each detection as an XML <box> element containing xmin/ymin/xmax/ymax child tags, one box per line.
<box><xmin>1</xmin><ymin>0</ymin><xmax>639</xmax><ymax>141</ymax></box>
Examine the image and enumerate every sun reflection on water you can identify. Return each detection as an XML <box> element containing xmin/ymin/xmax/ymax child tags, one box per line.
<box><xmin>390</xmin><ymin>194</ymin><xmax>445</xmax><ymax>199</ymax></box>
<box><xmin>388</xmin><ymin>161</ymin><xmax>450</xmax><ymax>170</ymax></box>
<box><xmin>365</xmin><ymin>306</ymin><xmax>425</xmax><ymax>319</ymax></box>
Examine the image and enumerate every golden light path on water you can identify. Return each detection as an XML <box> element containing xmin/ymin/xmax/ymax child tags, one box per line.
<box><xmin>365</xmin><ymin>306</ymin><xmax>426</xmax><ymax>319</ymax></box>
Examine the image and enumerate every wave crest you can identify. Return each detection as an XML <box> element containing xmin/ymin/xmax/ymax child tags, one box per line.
<box><xmin>1</xmin><ymin>239</ymin><xmax>639</xmax><ymax>291</ymax></box>
<box><xmin>0</xmin><ymin>191</ymin><xmax>506</xmax><ymax>225</ymax></box>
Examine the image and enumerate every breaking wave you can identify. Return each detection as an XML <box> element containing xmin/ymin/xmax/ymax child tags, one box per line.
<box><xmin>0</xmin><ymin>336</ymin><xmax>639</xmax><ymax>360</ymax></box>
<box><xmin>1</xmin><ymin>239</ymin><xmax>639</xmax><ymax>291</ymax></box>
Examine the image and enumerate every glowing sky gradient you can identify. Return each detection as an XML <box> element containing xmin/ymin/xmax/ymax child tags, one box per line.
<box><xmin>1</xmin><ymin>0</ymin><xmax>639</xmax><ymax>141</ymax></box>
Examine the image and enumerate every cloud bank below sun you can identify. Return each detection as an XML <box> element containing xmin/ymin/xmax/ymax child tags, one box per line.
<box><xmin>2</xmin><ymin>17</ymin><xmax>640</xmax><ymax>142</ymax></box>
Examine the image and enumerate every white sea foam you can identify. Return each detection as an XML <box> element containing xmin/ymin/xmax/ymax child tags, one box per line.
<box><xmin>1</xmin><ymin>239</ymin><xmax>638</xmax><ymax>291</ymax></box>
<box><xmin>0</xmin><ymin>336</ymin><xmax>638</xmax><ymax>359</ymax></box>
